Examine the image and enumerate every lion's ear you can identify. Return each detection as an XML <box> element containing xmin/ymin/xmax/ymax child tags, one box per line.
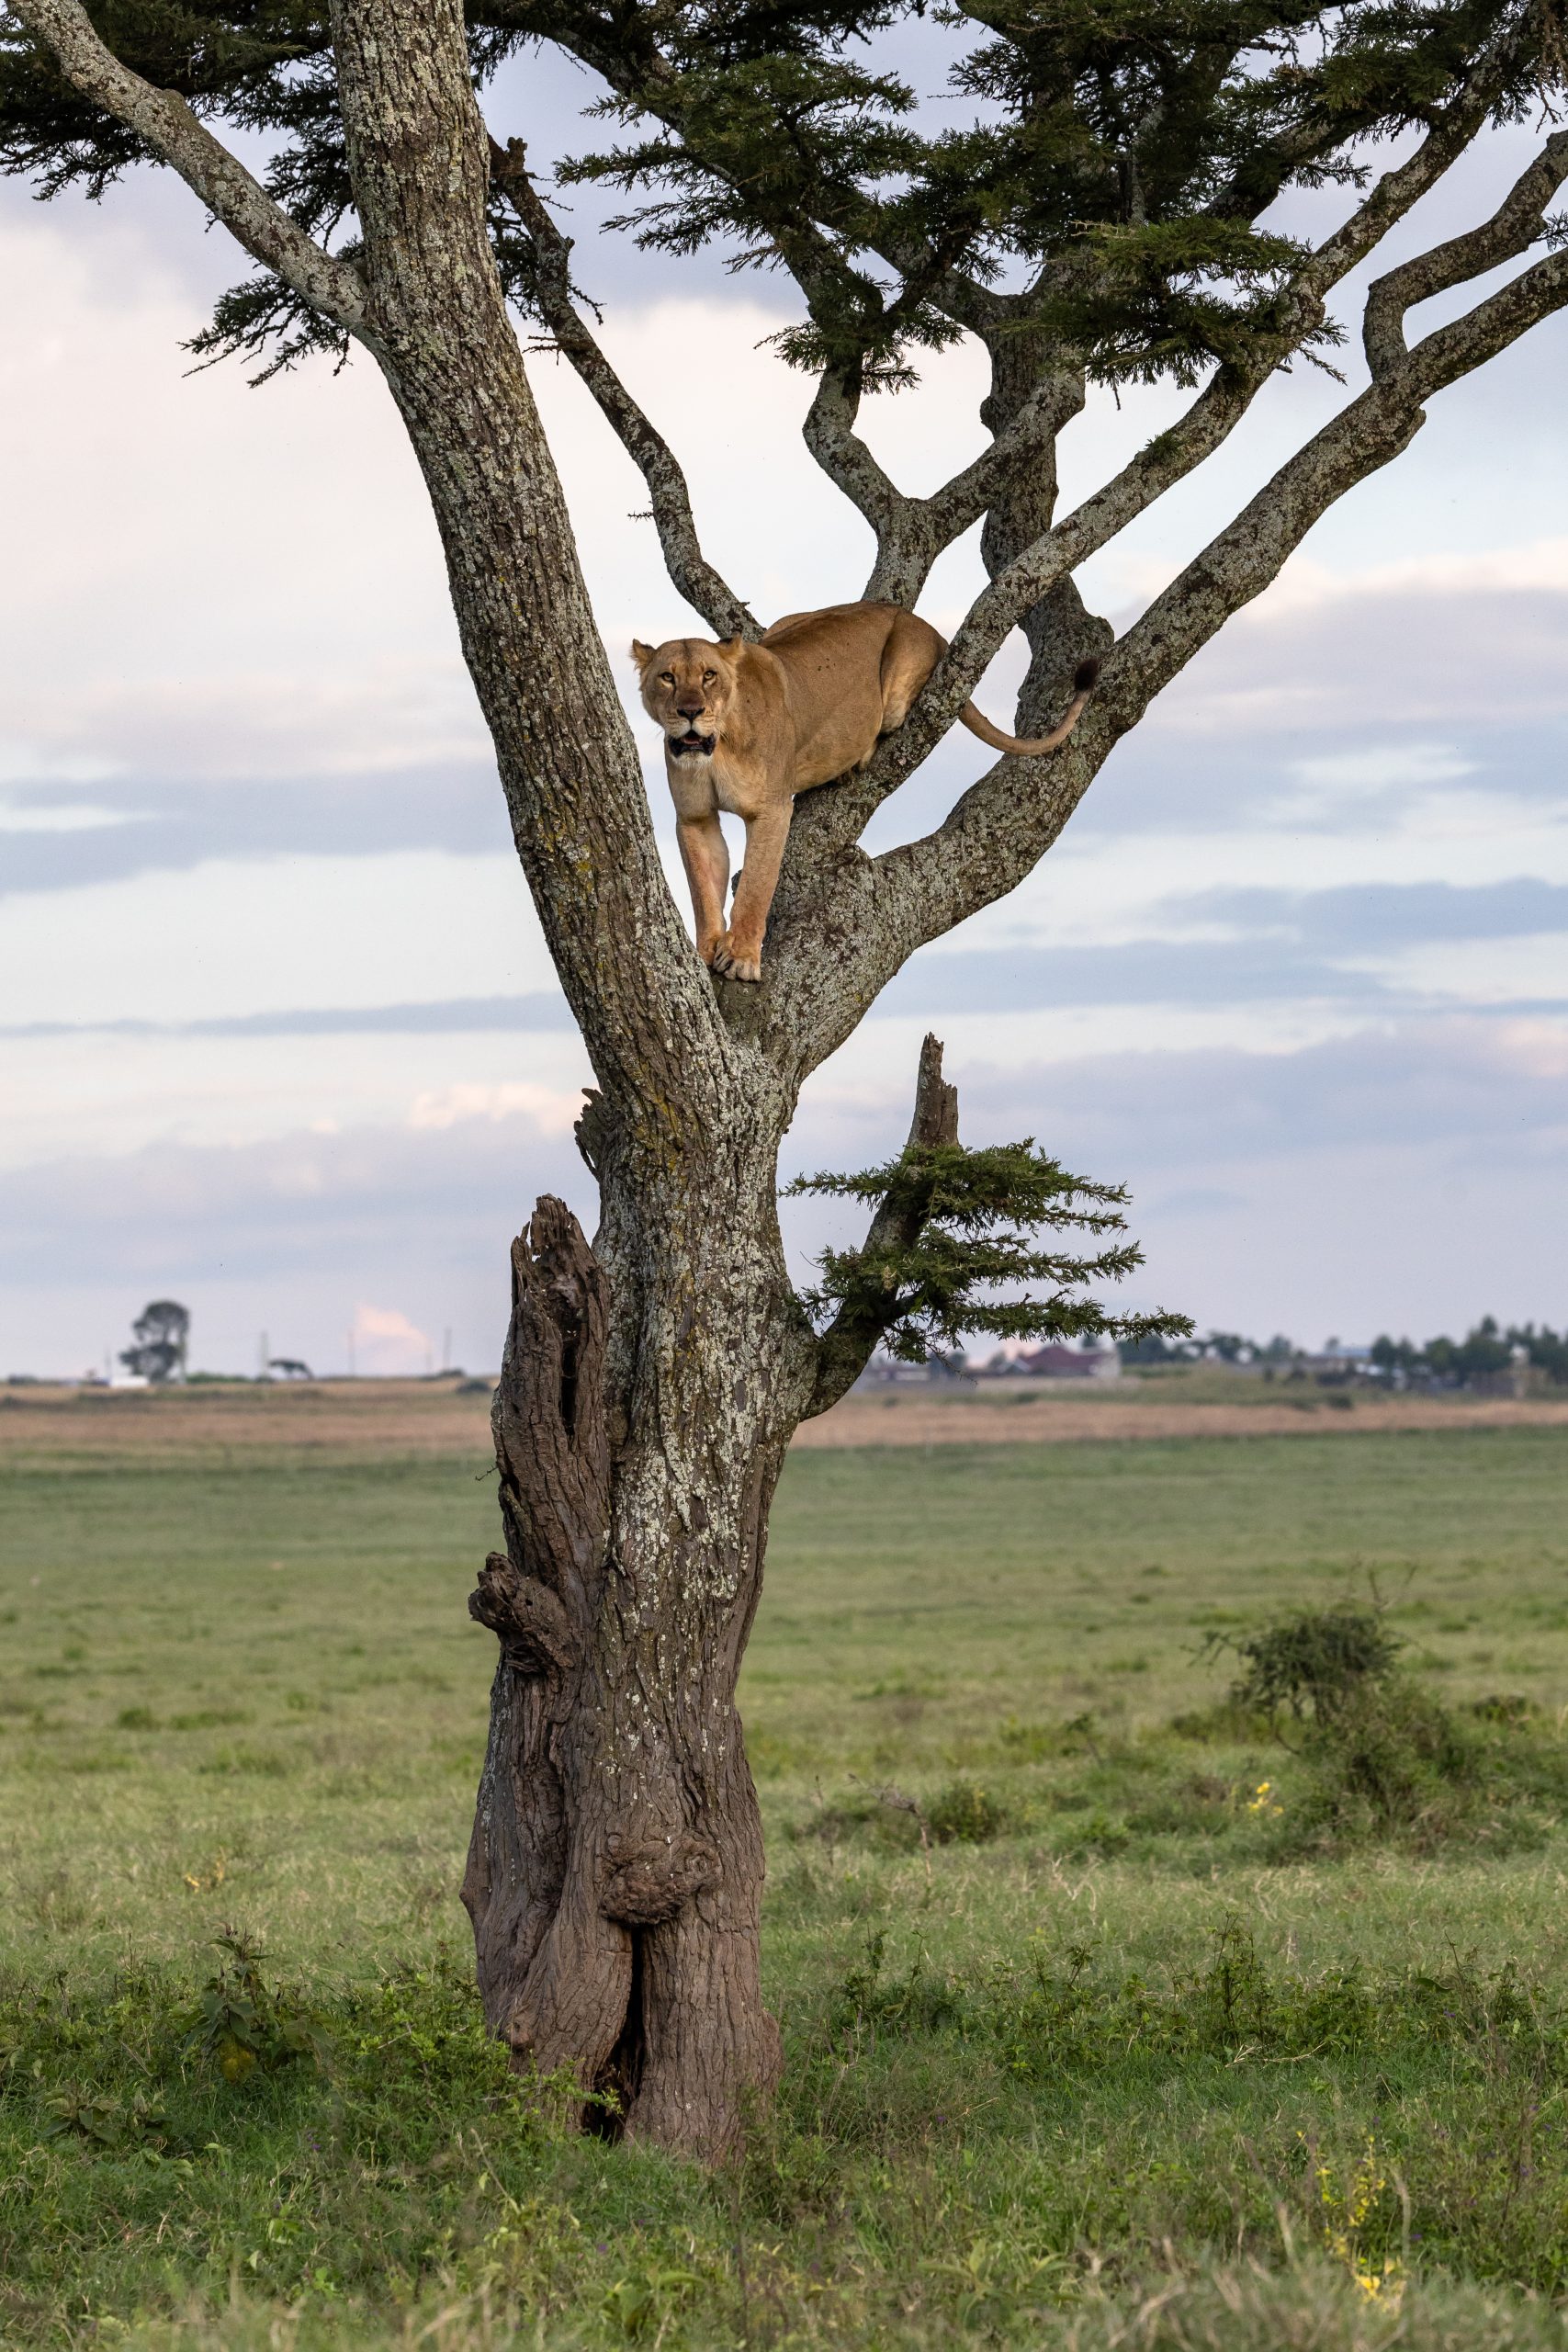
<box><xmin>630</xmin><ymin>639</ymin><xmax>656</xmax><ymax>671</ymax></box>
<box><xmin>718</xmin><ymin>635</ymin><xmax>744</xmax><ymax>658</ymax></box>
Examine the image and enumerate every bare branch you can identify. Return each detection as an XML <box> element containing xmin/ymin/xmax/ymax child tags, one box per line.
<box><xmin>1105</xmin><ymin>242</ymin><xmax>1568</xmax><ymax>748</ymax></box>
<box><xmin>805</xmin><ymin>1033</ymin><xmax>960</xmax><ymax>1416</ymax></box>
<box><xmin>1364</xmin><ymin>128</ymin><xmax>1568</xmax><ymax>377</ymax></box>
<box><xmin>9</xmin><ymin>0</ymin><xmax>367</xmax><ymax>341</ymax></box>
<box><xmin>846</xmin><ymin>366</ymin><xmax>1083</xmax><ymax>610</ymax></box>
<box><xmin>803</xmin><ymin>367</ymin><xmax>912</xmax><ymax>561</ymax></box>
<box><xmin>919</xmin><ymin>374</ymin><xmax>1076</xmax><ymax>564</ymax></box>
<box><xmin>489</xmin><ymin>135</ymin><xmax>758</xmax><ymax>639</ymax></box>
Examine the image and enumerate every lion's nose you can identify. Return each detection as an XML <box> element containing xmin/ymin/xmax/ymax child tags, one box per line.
<box><xmin>675</xmin><ymin>698</ymin><xmax>705</xmax><ymax>718</ymax></box>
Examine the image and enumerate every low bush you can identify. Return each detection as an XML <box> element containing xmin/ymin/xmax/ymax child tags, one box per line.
<box><xmin>926</xmin><ymin>1778</ymin><xmax>1006</xmax><ymax>1843</ymax></box>
<box><xmin>1218</xmin><ymin>1602</ymin><xmax>1403</xmax><ymax>1725</ymax></box>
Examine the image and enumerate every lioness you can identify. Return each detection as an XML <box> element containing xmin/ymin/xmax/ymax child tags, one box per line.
<box><xmin>633</xmin><ymin>600</ymin><xmax>1098</xmax><ymax>981</ymax></box>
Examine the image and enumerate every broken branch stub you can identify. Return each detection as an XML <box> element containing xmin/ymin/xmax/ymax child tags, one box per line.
<box><xmin>488</xmin><ymin>1195</ymin><xmax>611</xmax><ymax>1629</ymax></box>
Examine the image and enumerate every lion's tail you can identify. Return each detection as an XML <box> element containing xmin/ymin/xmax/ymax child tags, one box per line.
<box><xmin>958</xmin><ymin>657</ymin><xmax>1100</xmax><ymax>757</ymax></box>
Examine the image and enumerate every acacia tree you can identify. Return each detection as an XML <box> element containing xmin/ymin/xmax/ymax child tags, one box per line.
<box><xmin>120</xmin><ymin>1297</ymin><xmax>189</xmax><ymax>1383</ymax></box>
<box><xmin>6</xmin><ymin>0</ymin><xmax>1566</xmax><ymax>2156</ymax></box>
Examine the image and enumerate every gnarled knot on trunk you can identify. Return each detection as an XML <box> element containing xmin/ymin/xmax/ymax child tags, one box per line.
<box><xmin>600</xmin><ymin>1829</ymin><xmax>720</xmax><ymax>1925</ymax></box>
<box><xmin>468</xmin><ymin>1551</ymin><xmax>580</xmax><ymax>1678</ymax></box>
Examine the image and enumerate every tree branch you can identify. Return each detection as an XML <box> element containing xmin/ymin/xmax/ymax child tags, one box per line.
<box><xmin>796</xmin><ymin>82</ymin><xmax>1566</xmax><ymax>852</ymax></box>
<box><xmin>805</xmin><ymin>1032</ymin><xmax>960</xmax><ymax>1417</ymax></box>
<box><xmin>329</xmin><ymin>0</ymin><xmax>726</xmax><ymax>1112</ymax></box>
<box><xmin>1103</xmin><ymin>190</ymin><xmax>1568</xmax><ymax>747</ymax></box>
<box><xmin>840</xmin><ymin>363</ymin><xmax>1083</xmax><ymax>609</ymax></box>
<box><xmin>876</xmin><ymin>210</ymin><xmax>1568</xmax><ymax>960</ymax></box>
<box><xmin>802</xmin><ymin>365</ymin><xmax>912</xmax><ymax>563</ymax></box>
<box><xmin>488</xmin><ymin>133</ymin><xmax>759</xmax><ymax>639</ymax></box>
<box><xmin>1363</xmin><ymin>128</ymin><xmax>1568</xmax><ymax>379</ymax></box>
<box><xmin>8</xmin><ymin>0</ymin><xmax>368</xmax><ymax>340</ymax></box>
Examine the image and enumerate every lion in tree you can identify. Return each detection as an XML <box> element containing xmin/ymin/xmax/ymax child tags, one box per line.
<box><xmin>636</xmin><ymin>601</ymin><xmax>1098</xmax><ymax>980</ymax></box>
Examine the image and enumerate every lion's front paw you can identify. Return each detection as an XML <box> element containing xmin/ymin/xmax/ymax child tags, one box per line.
<box><xmin>712</xmin><ymin>934</ymin><xmax>761</xmax><ymax>983</ymax></box>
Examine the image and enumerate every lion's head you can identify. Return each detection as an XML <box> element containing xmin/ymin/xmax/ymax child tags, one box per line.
<box><xmin>631</xmin><ymin>635</ymin><xmax>743</xmax><ymax>759</ymax></box>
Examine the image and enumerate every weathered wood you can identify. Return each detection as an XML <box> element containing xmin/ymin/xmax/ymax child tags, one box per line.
<box><xmin>464</xmin><ymin>1170</ymin><xmax>796</xmax><ymax>2152</ymax></box>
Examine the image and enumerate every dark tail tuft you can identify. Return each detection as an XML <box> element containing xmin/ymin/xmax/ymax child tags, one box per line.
<box><xmin>1073</xmin><ymin>656</ymin><xmax>1101</xmax><ymax>693</ymax></box>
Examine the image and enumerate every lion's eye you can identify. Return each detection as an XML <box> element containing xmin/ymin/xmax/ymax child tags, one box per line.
<box><xmin>659</xmin><ymin>672</ymin><xmax>675</xmax><ymax>684</ymax></box>
<box><xmin>702</xmin><ymin>670</ymin><xmax>716</xmax><ymax>684</ymax></box>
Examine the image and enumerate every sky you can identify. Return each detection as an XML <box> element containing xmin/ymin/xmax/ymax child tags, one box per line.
<box><xmin>1</xmin><ymin>35</ymin><xmax>1565</xmax><ymax>1379</ymax></box>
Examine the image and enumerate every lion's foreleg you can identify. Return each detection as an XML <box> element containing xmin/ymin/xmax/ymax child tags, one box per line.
<box><xmin>675</xmin><ymin>808</ymin><xmax>730</xmax><ymax>966</ymax></box>
<box><xmin>713</xmin><ymin>803</ymin><xmax>794</xmax><ymax>985</ymax></box>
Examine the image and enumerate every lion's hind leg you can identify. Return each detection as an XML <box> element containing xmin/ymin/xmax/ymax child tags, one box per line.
<box><xmin>876</xmin><ymin>609</ymin><xmax>945</xmax><ymax>736</ymax></box>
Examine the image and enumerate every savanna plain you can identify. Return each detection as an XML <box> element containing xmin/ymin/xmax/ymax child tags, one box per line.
<box><xmin>4</xmin><ymin>1379</ymin><xmax>1568</xmax><ymax>2349</ymax></box>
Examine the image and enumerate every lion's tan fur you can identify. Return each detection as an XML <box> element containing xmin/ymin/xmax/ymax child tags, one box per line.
<box><xmin>632</xmin><ymin>601</ymin><xmax>1094</xmax><ymax>982</ymax></box>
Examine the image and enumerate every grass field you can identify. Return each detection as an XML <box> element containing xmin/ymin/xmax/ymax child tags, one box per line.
<box><xmin>4</xmin><ymin>1394</ymin><xmax>1568</xmax><ymax>2346</ymax></box>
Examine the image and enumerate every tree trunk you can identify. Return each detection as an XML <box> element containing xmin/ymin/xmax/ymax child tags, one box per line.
<box><xmin>462</xmin><ymin>1105</ymin><xmax>808</xmax><ymax>2154</ymax></box>
<box><xmin>322</xmin><ymin>0</ymin><xmax>814</xmax><ymax>2156</ymax></box>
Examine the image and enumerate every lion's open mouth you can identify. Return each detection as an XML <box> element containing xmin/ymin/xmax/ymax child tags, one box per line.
<box><xmin>669</xmin><ymin>729</ymin><xmax>716</xmax><ymax>757</ymax></box>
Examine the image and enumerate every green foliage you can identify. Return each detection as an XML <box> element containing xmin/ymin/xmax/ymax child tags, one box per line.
<box><xmin>1221</xmin><ymin>1602</ymin><xmax>1404</xmax><ymax>1724</ymax></box>
<box><xmin>1289</xmin><ymin>1674</ymin><xmax>1478</xmax><ymax>1845</ymax></box>
<box><xmin>1372</xmin><ymin>1315</ymin><xmax>1568</xmax><ymax>1386</ymax></box>
<box><xmin>926</xmin><ymin>1775</ymin><xmax>1006</xmax><ymax>1843</ymax></box>
<box><xmin>184</xmin><ymin>1928</ymin><xmax>331</xmax><ymax>2083</ymax></box>
<box><xmin>4</xmin><ymin>4</ymin><xmax>1560</xmax><ymax>395</ymax></box>
<box><xmin>787</xmin><ymin>1136</ymin><xmax>1190</xmax><ymax>1359</ymax></box>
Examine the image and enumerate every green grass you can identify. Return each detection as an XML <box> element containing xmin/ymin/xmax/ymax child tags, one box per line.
<box><xmin>4</xmin><ymin>1424</ymin><xmax>1568</xmax><ymax>2346</ymax></box>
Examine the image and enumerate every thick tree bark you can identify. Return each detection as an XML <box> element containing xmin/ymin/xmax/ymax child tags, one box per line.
<box><xmin>316</xmin><ymin>0</ymin><xmax>816</xmax><ymax>2152</ymax></box>
<box><xmin>463</xmin><ymin>1136</ymin><xmax>807</xmax><ymax>2151</ymax></box>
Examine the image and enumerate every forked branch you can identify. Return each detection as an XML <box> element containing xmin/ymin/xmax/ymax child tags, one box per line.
<box><xmin>1363</xmin><ymin>128</ymin><xmax>1568</xmax><ymax>379</ymax></box>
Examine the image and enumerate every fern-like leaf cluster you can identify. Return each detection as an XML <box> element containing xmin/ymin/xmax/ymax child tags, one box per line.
<box><xmin>787</xmin><ymin>1139</ymin><xmax>1191</xmax><ymax>1362</ymax></box>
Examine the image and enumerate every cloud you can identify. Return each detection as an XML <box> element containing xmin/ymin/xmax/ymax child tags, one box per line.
<box><xmin>919</xmin><ymin>1014</ymin><xmax>1568</xmax><ymax>1169</ymax></box>
<box><xmin>0</xmin><ymin>1020</ymin><xmax>594</xmax><ymax>1173</ymax></box>
<box><xmin>0</xmin><ymin>1105</ymin><xmax>592</xmax><ymax>1288</ymax></box>
<box><xmin>0</xmin><ymin>797</ymin><xmax>140</xmax><ymax>835</ymax></box>
<box><xmin>350</xmin><ymin>1303</ymin><xmax>433</xmax><ymax>1376</ymax></box>
<box><xmin>0</xmin><ymin>850</ymin><xmax>562</xmax><ymax>1029</ymax></box>
<box><xmin>409</xmin><ymin>1080</ymin><xmax>587</xmax><ymax>1135</ymax></box>
<box><xmin>1140</xmin><ymin>565</ymin><xmax>1568</xmax><ymax>740</ymax></box>
<box><xmin>9</xmin><ymin>1012</ymin><xmax>1563</xmax><ymax>1374</ymax></box>
<box><xmin>0</xmin><ymin>993</ymin><xmax>576</xmax><ymax>1042</ymax></box>
<box><xmin>0</xmin><ymin>664</ymin><xmax>492</xmax><ymax>788</ymax></box>
<box><xmin>1287</xmin><ymin>743</ymin><xmax>1476</xmax><ymax>797</ymax></box>
<box><xmin>0</xmin><ymin>767</ymin><xmax>516</xmax><ymax>898</ymax></box>
<box><xmin>0</xmin><ymin>744</ymin><xmax>122</xmax><ymax>792</ymax></box>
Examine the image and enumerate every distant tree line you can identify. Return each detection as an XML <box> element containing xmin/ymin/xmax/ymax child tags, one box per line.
<box><xmin>1369</xmin><ymin>1318</ymin><xmax>1568</xmax><ymax>1389</ymax></box>
<box><xmin>1121</xmin><ymin>1318</ymin><xmax>1567</xmax><ymax>1388</ymax></box>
